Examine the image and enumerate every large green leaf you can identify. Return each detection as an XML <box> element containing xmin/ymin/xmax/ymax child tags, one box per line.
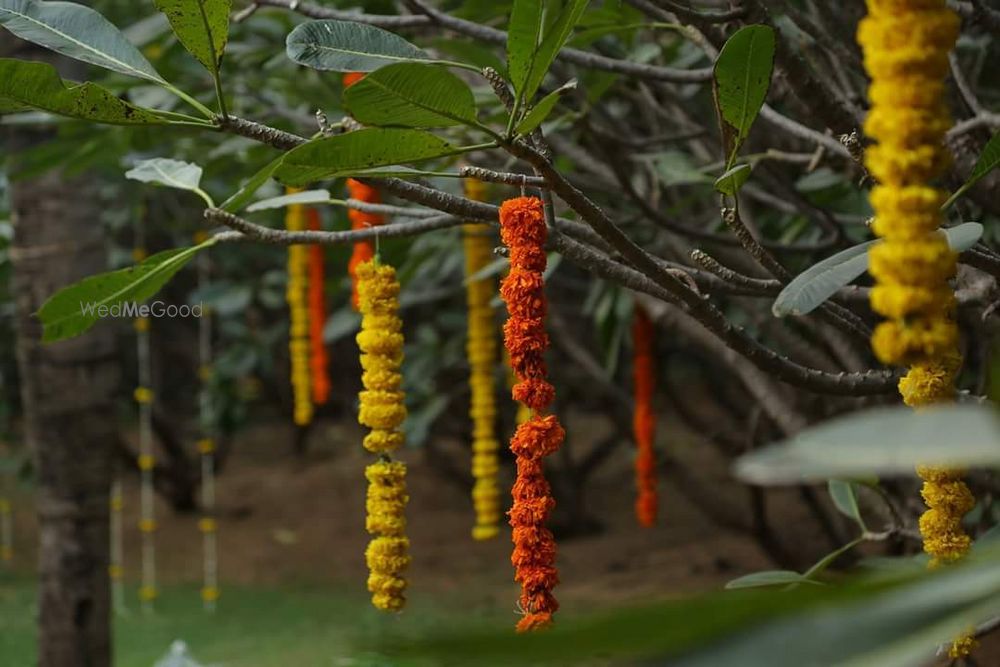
<box><xmin>734</xmin><ymin>404</ymin><xmax>1000</xmax><ymax>485</ymax></box>
<box><xmin>343</xmin><ymin>62</ymin><xmax>478</xmax><ymax>129</ymax></box>
<box><xmin>772</xmin><ymin>222</ymin><xmax>983</xmax><ymax>317</ymax></box>
<box><xmin>286</xmin><ymin>19</ymin><xmax>429</xmax><ymax>72</ymax></box>
<box><xmin>38</xmin><ymin>242</ymin><xmax>213</xmax><ymax>342</ymax></box>
<box><xmin>0</xmin><ymin>0</ymin><xmax>164</xmax><ymax>83</ymax></box>
<box><xmin>713</xmin><ymin>25</ymin><xmax>775</xmax><ymax>157</ymax></box>
<box><xmin>507</xmin><ymin>0</ymin><xmax>543</xmax><ymax>97</ymax></box>
<box><xmin>0</xmin><ymin>58</ymin><xmax>165</xmax><ymax>124</ymax></box>
<box><xmin>153</xmin><ymin>0</ymin><xmax>231</xmax><ymax>73</ymax></box>
<box><xmin>274</xmin><ymin>128</ymin><xmax>457</xmax><ymax>186</ymax></box>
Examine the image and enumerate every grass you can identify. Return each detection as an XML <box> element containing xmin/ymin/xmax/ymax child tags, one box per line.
<box><xmin>0</xmin><ymin>572</ymin><xmax>507</xmax><ymax>667</ymax></box>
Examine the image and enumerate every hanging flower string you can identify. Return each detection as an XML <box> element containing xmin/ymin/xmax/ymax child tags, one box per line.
<box><xmin>356</xmin><ymin>259</ymin><xmax>410</xmax><ymax>612</ymax></box>
<box><xmin>194</xmin><ymin>230</ymin><xmax>220</xmax><ymax>610</ymax></box>
<box><xmin>858</xmin><ymin>0</ymin><xmax>974</xmax><ymax>658</ymax></box>
<box><xmin>499</xmin><ymin>197</ymin><xmax>563</xmax><ymax>632</ymax></box>
<box><xmin>133</xmin><ymin>232</ymin><xmax>157</xmax><ymax>609</ymax></box>
<box><xmin>463</xmin><ymin>177</ymin><xmax>501</xmax><ymax>541</ymax></box>
<box><xmin>307</xmin><ymin>209</ymin><xmax>331</xmax><ymax>405</ymax></box>
<box><xmin>632</xmin><ymin>306</ymin><xmax>657</xmax><ymax>527</ymax></box>
<box><xmin>285</xmin><ymin>191</ymin><xmax>313</xmax><ymax>426</ymax></box>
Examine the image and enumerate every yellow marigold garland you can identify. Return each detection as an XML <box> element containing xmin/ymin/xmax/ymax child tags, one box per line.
<box><xmin>285</xmin><ymin>191</ymin><xmax>313</xmax><ymax>426</ymax></box>
<box><xmin>463</xmin><ymin>177</ymin><xmax>501</xmax><ymax>541</ymax></box>
<box><xmin>859</xmin><ymin>0</ymin><xmax>975</xmax><ymax>657</ymax></box>
<box><xmin>356</xmin><ymin>259</ymin><xmax>410</xmax><ymax>611</ymax></box>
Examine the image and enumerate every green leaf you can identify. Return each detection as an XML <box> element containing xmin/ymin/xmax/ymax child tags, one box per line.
<box><xmin>343</xmin><ymin>62</ymin><xmax>478</xmax><ymax>129</ymax></box>
<box><xmin>274</xmin><ymin>128</ymin><xmax>457</xmax><ymax>186</ymax></box>
<box><xmin>126</xmin><ymin>157</ymin><xmax>202</xmax><ymax>190</ymax></box>
<box><xmin>153</xmin><ymin>0</ymin><xmax>231</xmax><ymax>73</ymax></box>
<box><xmin>713</xmin><ymin>25</ymin><xmax>775</xmax><ymax>157</ymax></box>
<box><xmin>828</xmin><ymin>480</ymin><xmax>866</xmax><ymax>530</ymax></box>
<box><xmin>220</xmin><ymin>154</ymin><xmax>283</xmax><ymax>213</ymax></box>
<box><xmin>0</xmin><ymin>0</ymin><xmax>164</xmax><ymax>83</ymax></box>
<box><xmin>38</xmin><ymin>242</ymin><xmax>213</xmax><ymax>342</ymax></box>
<box><xmin>508</xmin><ymin>0</ymin><xmax>589</xmax><ymax>104</ymax></box>
<box><xmin>772</xmin><ymin>222</ymin><xmax>983</xmax><ymax>317</ymax></box>
<box><xmin>734</xmin><ymin>404</ymin><xmax>1000</xmax><ymax>485</ymax></box>
<box><xmin>246</xmin><ymin>189</ymin><xmax>330</xmax><ymax>212</ymax></box>
<box><xmin>387</xmin><ymin>543</ymin><xmax>1000</xmax><ymax>666</ymax></box>
<box><xmin>713</xmin><ymin>163</ymin><xmax>751</xmax><ymax>196</ymax></box>
<box><xmin>515</xmin><ymin>80</ymin><xmax>575</xmax><ymax>134</ymax></box>
<box><xmin>946</xmin><ymin>130</ymin><xmax>1000</xmax><ymax>209</ymax></box>
<box><xmin>507</xmin><ymin>0</ymin><xmax>543</xmax><ymax>97</ymax></box>
<box><xmin>653</xmin><ymin>150</ymin><xmax>713</xmax><ymax>187</ymax></box>
<box><xmin>286</xmin><ymin>19</ymin><xmax>429</xmax><ymax>72</ymax></box>
<box><xmin>523</xmin><ymin>0</ymin><xmax>589</xmax><ymax>103</ymax></box>
<box><xmin>0</xmin><ymin>58</ymin><xmax>165</xmax><ymax>125</ymax></box>
<box><xmin>772</xmin><ymin>240</ymin><xmax>874</xmax><ymax>317</ymax></box>
<box><xmin>725</xmin><ymin>570</ymin><xmax>814</xmax><ymax>590</ymax></box>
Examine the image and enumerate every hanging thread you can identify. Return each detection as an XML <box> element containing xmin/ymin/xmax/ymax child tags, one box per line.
<box><xmin>499</xmin><ymin>197</ymin><xmax>563</xmax><ymax>632</ymax></box>
<box><xmin>345</xmin><ymin>178</ymin><xmax>384</xmax><ymax>310</ymax></box>
<box><xmin>0</xmin><ymin>486</ymin><xmax>12</xmax><ymax>565</ymax></box>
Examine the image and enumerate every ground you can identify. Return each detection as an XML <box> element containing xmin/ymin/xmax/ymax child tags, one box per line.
<box><xmin>1</xmin><ymin>415</ymin><xmax>993</xmax><ymax>665</ymax></box>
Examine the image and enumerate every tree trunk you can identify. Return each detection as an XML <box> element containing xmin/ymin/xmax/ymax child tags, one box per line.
<box><xmin>8</xmin><ymin>114</ymin><xmax>118</xmax><ymax>666</ymax></box>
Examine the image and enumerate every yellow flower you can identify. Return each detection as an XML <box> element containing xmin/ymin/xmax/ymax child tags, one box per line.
<box><xmin>357</xmin><ymin>262</ymin><xmax>410</xmax><ymax>612</ymax></box>
<box><xmin>286</xmin><ymin>194</ymin><xmax>313</xmax><ymax>426</ymax></box>
<box><xmin>859</xmin><ymin>3</ymin><xmax>974</xmax><ymax>656</ymax></box>
<box><xmin>463</xmin><ymin>177</ymin><xmax>502</xmax><ymax>541</ymax></box>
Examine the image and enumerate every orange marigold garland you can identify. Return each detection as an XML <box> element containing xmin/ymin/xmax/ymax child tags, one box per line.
<box><xmin>346</xmin><ymin>178</ymin><xmax>384</xmax><ymax>310</ymax></box>
<box><xmin>356</xmin><ymin>259</ymin><xmax>411</xmax><ymax>612</ymax></box>
<box><xmin>632</xmin><ymin>306</ymin><xmax>657</xmax><ymax>527</ymax></box>
<box><xmin>307</xmin><ymin>208</ymin><xmax>331</xmax><ymax>405</ymax></box>
<box><xmin>499</xmin><ymin>196</ymin><xmax>563</xmax><ymax>632</ymax></box>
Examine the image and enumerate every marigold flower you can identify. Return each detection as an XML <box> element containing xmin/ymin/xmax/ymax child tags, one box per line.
<box><xmin>357</xmin><ymin>261</ymin><xmax>410</xmax><ymax>612</ymax></box>
<box><xmin>306</xmin><ymin>209</ymin><xmax>331</xmax><ymax>405</ymax></box>
<box><xmin>499</xmin><ymin>196</ymin><xmax>563</xmax><ymax>632</ymax></box>
<box><xmin>285</xmin><ymin>191</ymin><xmax>312</xmax><ymax>426</ymax></box>
<box><xmin>859</xmin><ymin>1</ymin><xmax>973</xmax><ymax>656</ymax></box>
<box><xmin>632</xmin><ymin>306</ymin><xmax>658</xmax><ymax>527</ymax></box>
<box><xmin>464</xmin><ymin>177</ymin><xmax>502</xmax><ymax>541</ymax></box>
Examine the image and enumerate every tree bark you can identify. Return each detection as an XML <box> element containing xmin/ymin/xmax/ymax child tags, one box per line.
<box><xmin>8</xmin><ymin>110</ymin><xmax>118</xmax><ymax>667</ymax></box>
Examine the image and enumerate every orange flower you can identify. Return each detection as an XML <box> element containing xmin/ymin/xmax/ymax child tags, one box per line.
<box><xmin>346</xmin><ymin>178</ymin><xmax>384</xmax><ymax>310</ymax></box>
<box><xmin>499</xmin><ymin>196</ymin><xmax>563</xmax><ymax>632</ymax></box>
<box><xmin>632</xmin><ymin>306</ymin><xmax>658</xmax><ymax>527</ymax></box>
<box><xmin>307</xmin><ymin>208</ymin><xmax>331</xmax><ymax>405</ymax></box>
